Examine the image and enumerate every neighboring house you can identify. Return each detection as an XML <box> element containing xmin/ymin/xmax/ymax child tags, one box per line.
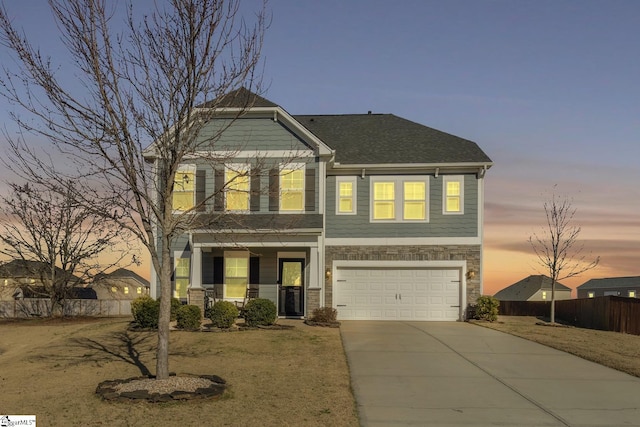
<box><xmin>92</xmin><ymin>268</ymin><xmax>150</xmax><ymax>300</ymax></box>
<box><xmin>0</xmin><ymin>259</ymin><xmax>83</xmax><ymax>301</ymax></box>
<box><xmin>145</xmin><ymin>88</ymin><xmax>493</xmax><ymax>321</ymax></box>
<box><xmin>577</xmin><ymin>276</ymin><xmax>640</xmax><ymax>299</ymax></box>
<box><xmin>494</xmin><ymin>275</ymin><xmax>572</xmax><ymax>302</ymax></box>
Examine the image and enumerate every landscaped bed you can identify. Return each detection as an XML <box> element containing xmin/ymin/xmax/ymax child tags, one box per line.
<box><xmin>0</xmin><ymin>317</ymin><xmax>358</xmax><ymax>426</ymax></box>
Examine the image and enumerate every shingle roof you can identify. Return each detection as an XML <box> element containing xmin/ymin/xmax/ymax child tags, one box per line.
<box><xmin>494</xmin><ymin>275</ymin><xmax>570</xmax><ymax>301</ymax></box>
<box><xmin>577</xmin><ymin>276</ymin><xmax>640</xmax><ymax>290</ymax></box>
<box><xmin>0</xmin><ymin>259</ymin><xmax>79</xmax><ymax>280</ymax></box>
<box><xmin>293</xmin><ymin>114</ymin><xmax>492</xmax><ymax>165</ymax></box>
<box><xmin>199</xmin><ymin>87</ymin><xmax>277</xmax><ymax>108</ymax></box>
<box><xmin>95</xmin><ymin>268</ymin><xmax>150</xmax><ymax>287</ymax></box>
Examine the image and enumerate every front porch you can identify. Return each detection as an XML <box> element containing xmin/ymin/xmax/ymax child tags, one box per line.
<box><xmin>182</xmin><ymin>234</ymin><xmax>325</xmax><ymax>318</ymax></box>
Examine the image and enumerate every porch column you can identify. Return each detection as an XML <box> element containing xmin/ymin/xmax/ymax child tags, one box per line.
<box><xmin>188</xmin><ymin>246</ymin><xmax>205</xmax><ymax>316</ymax></box>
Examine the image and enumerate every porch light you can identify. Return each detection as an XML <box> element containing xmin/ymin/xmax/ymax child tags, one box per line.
<box><xmin>466</xmin><ymin>270</ymin><xmax>475</xmax><ymax>280</ymax></box>
<box><xmin>325</xmin><ymin>268</ymin><xmax>332</xmax><ymax>280</ymax></box>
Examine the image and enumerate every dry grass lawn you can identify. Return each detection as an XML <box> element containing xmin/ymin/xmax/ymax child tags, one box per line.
<box><xmin>0</xmin><ymin>317</ymin><xmax>358</xmax><ymax>427</ymax></box>
<box><xmin>475</xmin><ymin>315</ymin><xmax>640</xmax><ymax>378</ymax></box>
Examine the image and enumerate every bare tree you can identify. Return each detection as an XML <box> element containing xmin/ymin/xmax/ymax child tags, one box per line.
<box><xmin>0</xmin><ymin>182</ymin><xmax>134</xmax><ymax>316</ymax></box>
<box><xmin>529</xmin><ymin>189</ymin><xmax>599</xmax><ymax>323</ymax></box>
<box><xmin>0</xmin><ymin>0</ymin><xmax>268</xmax><ymax>379</ymax></box>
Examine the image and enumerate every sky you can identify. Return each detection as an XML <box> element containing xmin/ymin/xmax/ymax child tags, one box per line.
<box><xmin>0</xmin><ymin>0</ymin><xmax>639</xmax><ymax>296</ymax></box>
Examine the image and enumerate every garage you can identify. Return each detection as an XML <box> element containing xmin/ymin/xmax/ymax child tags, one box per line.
<box><xmin>333</xmin><ymin>264</ymin><xmax>462</xmax><ymax>321</ymax></box>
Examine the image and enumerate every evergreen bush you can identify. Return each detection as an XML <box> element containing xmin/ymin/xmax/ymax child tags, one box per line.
<box><xmin>243</xmin><ymin>298</ymin><xmax>277</xmax><ymax>327</ymax></box>
<box><xmin>207</xmin><ymin>301</ymin><xmax>239</xmax><ymax>328</ymax></box>
<box><xmin>176</xmin><ymin>304</ymin><xmax>202</xmax><ymax>330</ymax></box>
<box><xmin>131</xmin><ymin>295</ymin><xmax>159</xmax><ymax>329</ymax></box>
<box><xmin>474</xmin><ymin>295</ymin><xmax>500</xmax><ymax>322</ymax></box>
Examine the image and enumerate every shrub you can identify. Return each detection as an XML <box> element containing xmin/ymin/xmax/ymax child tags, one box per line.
<box><xmin>243</xmin><ymin>298</ymin><xmax>277</xmax><ymax>327</ymax></box>
<box><xmin>207</xmin><ymin>301</ymin><xmax>239</xmax><ymax>328</ymax></box>
<box><xmin>310</xmin><ymin>306</ymin><xmax>338</xmax><ymax>323</ymax></box>
<box><xmin>131</xmin><ymin>295</ymin><xmax>159</xmax><ymax>329</ymax></box>
<box><xmin>474</xmin><ymin>296</ymin><xmax>500</xmax><ymax>322</ymax></box>
<box><xmin>176</xmin><ymin>305</ymin><xmax>202</xmax><ymax>330</ymax></box>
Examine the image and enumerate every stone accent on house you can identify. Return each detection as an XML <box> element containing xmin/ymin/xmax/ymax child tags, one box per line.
<box><xmin>187</xmin><ymin>288</ymin><xmax>206</xmax><ymax>317</ymax></box>
<box><xmin>324</xmin><ymin>245</ymin><xmax>482</xmax><ymax>309</ymax></box>
<box><xmin>306</xmin><ymin>288</ymin><xmax>321</xmax><ymax>317</ymax></box>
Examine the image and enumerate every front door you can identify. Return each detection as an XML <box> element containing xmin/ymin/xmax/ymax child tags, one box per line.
<box><xmin>278</xmin><ymin>258</ymin><xmax>304</xmax><ymax>317</ymax></box>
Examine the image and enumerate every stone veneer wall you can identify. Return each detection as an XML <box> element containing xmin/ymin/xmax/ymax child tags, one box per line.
<box><xmin>324</xmin><ymin>245</ymin><xmax>482</xmax><ymax>310</ymax></box>
<box><xmin>306</xmin><ymin>288</ymin><xmax>321</xmax><ymax>317</ymax></box>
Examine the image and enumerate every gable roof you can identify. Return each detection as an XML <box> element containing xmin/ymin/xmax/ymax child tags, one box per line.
<box><xmin>0</xmin><ymin>259</ymin><xmax>79</xmax><ymax>280</ymax></box>
<box><xmin>577</xmin><ymin>276</ymin><xmax>640</xmax><ymax>290</ymax></box>
<box><xmin>199</xmin><ymin>86</ymin><xmax>277</xmax><ymax>109</ymax></box>
<box><xmin>94</xmin><ymin>268</ymin><xmax>150</xmax><ymax>287</ymax></box>
<box><xmin>293</xmin><ymin>114</ymin><xmax>492</xmax><ymax>165</ymax></box>
<box><xmin>494</xmin><ymin>275</ymin><xmax>570</xmax><ymax>301</ymax></box>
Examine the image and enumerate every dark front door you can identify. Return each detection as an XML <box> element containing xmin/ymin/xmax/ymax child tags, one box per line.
<box><xmin>278</xmin><ymin>258</ymin><xmax>304</xmax><ymax>317</ymax></box>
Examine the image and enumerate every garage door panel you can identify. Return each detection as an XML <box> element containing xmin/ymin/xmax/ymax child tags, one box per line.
<box><xmin>334</xmin><ymin>266</ymin><xmax>461</xmax><ymax>321</ymax></box>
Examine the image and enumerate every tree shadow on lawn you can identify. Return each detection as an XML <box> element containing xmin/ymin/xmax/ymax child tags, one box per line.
<box><xmin>27</xmin><ymin>330</ymin><xmax>156</xmax><ymax>376</ymax></box>
<box><xmin>68</xmin><ymin>331</ymin><xmax>155</xmax><ymax>376</ymax></box>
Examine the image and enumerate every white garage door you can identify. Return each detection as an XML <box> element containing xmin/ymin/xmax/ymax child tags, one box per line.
<box><xmin>334</xmin><ymin>267</ymin><xmax>461</xmax><ymax>321</ymax></box>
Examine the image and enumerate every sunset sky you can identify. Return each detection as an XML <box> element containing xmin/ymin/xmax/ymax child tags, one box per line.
<box><xmin>0</xmin><ymin>1</ymin><xmax>639</xmax><ymax>296</ymax></box>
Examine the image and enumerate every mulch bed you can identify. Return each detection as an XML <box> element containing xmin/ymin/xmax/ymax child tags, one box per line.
<box><xmin>96</xmin><ymin>374</ymin><xmax>226</xmax><ymax>403</ymax></box>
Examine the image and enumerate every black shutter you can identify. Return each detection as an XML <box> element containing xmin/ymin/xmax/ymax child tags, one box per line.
<box><xmin>269</xmin><ymin>168</ymin><xmax>279</xmax><ymax>211</ymax></box>
<box><xmin>213</xmin><ymin>257</ymin><xmax>224</xmax><ymax>285</ymax></box>
<box><xmin>195</xmin><ymin>169</ymin><xmax>206</xmax><ymax>211</ymax></box>
<box><xmin>249</xmin><ymin>256</ymin><xmax>260</xmax><ymax>285</ymax></box>
<box><xmin>170</xmin><ymin>256</ymin><xmax>175</xmax><ymax>283</ymax></box>
<box><xmin>202</xmin><ymin>252</ymin><xmax>214</xmax><ymax>284</ymax></box>
<box><xmin>250</xmin><ymin>172</ymin><xmax>261</xmax><ymax>212</ymax></box>
<box><xmin>305</xmin><ymin>167</ymin><xmax>315</xmax><ymax>212</ymax></box>
<box><xmin>214</xmin><ymin>169</ymin><xmax>224</xmax><ymax>211</ymax></box>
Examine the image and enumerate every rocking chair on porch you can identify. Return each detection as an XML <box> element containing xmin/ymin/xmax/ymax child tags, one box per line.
<box><xmin>235</xmin><ymin>287</ymin><xmax>259</xmax><ymax>317</ymax></box>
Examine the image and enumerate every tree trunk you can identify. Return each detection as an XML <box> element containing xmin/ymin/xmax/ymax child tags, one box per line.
<box><xmin>156</xmin><ymin>243</ymin><xmax>173</xmax><ymax>379</ymax></box>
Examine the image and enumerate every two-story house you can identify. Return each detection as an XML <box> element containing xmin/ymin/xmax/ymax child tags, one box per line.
<box><xmin>147</xmin><ymin>88</ymin><xmax>492</xmax><ymax>321</ymax></box>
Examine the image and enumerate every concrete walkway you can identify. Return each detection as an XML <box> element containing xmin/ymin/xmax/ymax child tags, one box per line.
<box><xmin>340</xmin><ymin>321</ymin><xmax>640</xmax><ymax>427</ymax></box>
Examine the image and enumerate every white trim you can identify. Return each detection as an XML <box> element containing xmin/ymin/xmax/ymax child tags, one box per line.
<box><xmin>335</xmin><ymin>176</ymin><xmax>357</xmax><ymax>215</ymax></box>
<box><xmin>332</xmin><ymin>260</ymin><xmax>467</xmax><ymax>321</ymax></box>
<box><xmin>478</xmin><ymin>176</ymin><xmax>485</xmax><ymax>295</ymax></box>
<box><xmin>191</xmin><ymin>149</ymin><xmax>317</xmax><ymax>159</ymax></box>
<box><xmin>325</xmin><ymin>237</ymin><xmax>481</xmax><ymax>246</ymax></box>
<box><xmin>370</xmin><ymin>176</ymin><xmax>429</xmax><ymax>223</ymax></box>
<box><xmin>442</xmin><ymin>175</ymin><xmax>464</xmax><ymax>215</ymax></box>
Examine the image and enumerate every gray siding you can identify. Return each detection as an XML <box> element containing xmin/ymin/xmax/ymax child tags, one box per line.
<box><xmin>325</xmin><ymin>174</ymin><xmax>479</xmax><ymax>238</ymax></box>
<box><xmin>195</xmin><ymin>118</ymin><xmax>313</xmax><ymax>152</ymax></box>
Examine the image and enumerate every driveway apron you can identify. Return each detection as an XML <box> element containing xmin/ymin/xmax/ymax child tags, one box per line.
<box><xmin>340</xmin><ymin>321</ymin><xmax>640</xmax><ymax>427</ymax></box>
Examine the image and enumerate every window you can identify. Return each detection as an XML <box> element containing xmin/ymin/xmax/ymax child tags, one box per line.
<box><xmin>172</xmin><ymin>165</ymin><xmax>196</xmax><ymax>211</ymax></box>
<box><xmin>225</xmin><ymin>166</ymin><xmax>250</xmax><ymax>211</ymax></box>
<box><xmin>404</xmin><ymin>182</ymin><xmax>426</xmax><ymax>220</ymax></box>
<box><xmin>588</xmin><ymin>292</ymin><xmax>595</xmax><ymax>298</ymax></box>
<box><xmin>280</xmin><ymin>166</ymin><xmax>304</xmax><ymax>211</ymax></box>
<box><xmin>225</xmin><ymin>252</ymin><xmax>248</xmax><ymax>299</ymax></box>
<box><xmin>136</xmin><ymin>287</ymin><xmax>142</xmax><ymax>295</ymax></box>
<box><xmin>174</xmin><ymin>257</ymin><xmax>190</xmax><ymax>299</ymax></box>
<box><xmin>111</xmin><ymin>286</ymin><xmax>117</xmax><ymax>293</ymax></box>
<box><xmin>336</xmin><ymin>177</ymin><xmax>357</xmax><ymax>215</ymax></box>
<box><xmin>443</xmin><ymin>176</ymin><xmax>464</xmax><ymax>214</ymax></box>
<box><xmin>124</xmin><ymin>286</ymin><xmax>129</xmax><ymax>295</ymax></box>
<box><xmin>370</xmin><ymin>176</ymin><xmax>429</xmax><ymax>222</ymax></box>
<box><xmin>542</xmin><ymin>291</ymin><xmax>547</xmax><ymax>300</ymax></box>
<box><xmin>629</xmin><ymin>290</ymin><xmax>636</xmax><ymax>298</ymax></box>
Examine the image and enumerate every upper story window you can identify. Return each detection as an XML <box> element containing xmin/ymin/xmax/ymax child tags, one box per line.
<box><xmin>280</xmin><ymin>165</ymin><xmax>305</xmax><ymax>211</ymax></box>
<box><xmin>370</xmin><ymin>176</ymin><xmax>428</xmax><ymax>222</ymax></box>
<box><xmin>443</xmin><ymin>175</ymin><xmax>464</xmax><ymax>214</ymax></box>
<box><xmin>336</xmin><ymin>177</ymin><xmax>357</xmax><ymax>215</ymax></box>
<box><xmin>225</xmin><ymin>165</ymin><xmax>250</xmax><ymax>211</ymax></box>
<box><xmin>172</xmin><ymin>164</ymin><xmax>196</xmax><ymax>211</ymax></box>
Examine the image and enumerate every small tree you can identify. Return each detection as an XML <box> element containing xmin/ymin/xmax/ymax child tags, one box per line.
<box><xmin>529</xmin><ymin>189</ymin><xmax>599</xmax><ymax>323</ymax></box>
<box><xmin>0</xmin><ymin>182</ymin><xmax>132</xmax><ymax>316</ymax></box>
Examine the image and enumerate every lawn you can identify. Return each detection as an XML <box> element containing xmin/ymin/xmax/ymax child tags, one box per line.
<box><xmin>474</xmin><ymin>315</ymin><xmax>640</xmax><ymax>378</ymax></box>
<box><xmin>0</xmin><ymin>317</ymin><xmax>358</xmax><ymax>427</ymax></box>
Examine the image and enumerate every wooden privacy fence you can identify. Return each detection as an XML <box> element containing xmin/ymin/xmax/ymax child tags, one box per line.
<box><xmin>498</xmin><ymin>296</ymin><xmax>640</xmax><ymax>335</ymax></box>
<box><xmin>0</xmin><ymin>298</ymin><xmax>133</xmax><ymax>318</ymax></box>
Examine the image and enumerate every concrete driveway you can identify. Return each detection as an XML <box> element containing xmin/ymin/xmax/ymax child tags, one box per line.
<box><xmin>341</xmin><ymin>321</ymin><xmax>640</xmax><ymax>426</ymax></box>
